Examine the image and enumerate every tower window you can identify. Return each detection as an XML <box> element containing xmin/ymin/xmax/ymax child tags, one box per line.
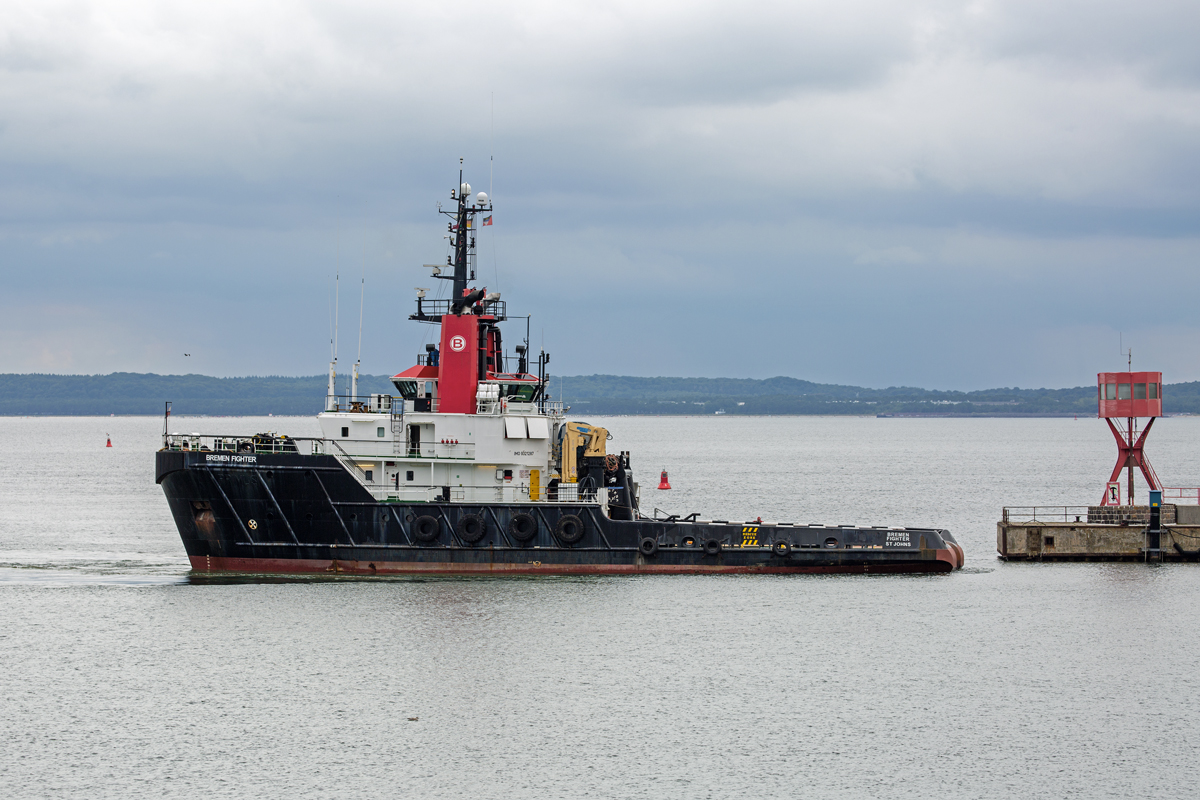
<box><xmin>377</xmin><ymin>427</ymin><xmax>386</xmax><ymax>437</ymax></box>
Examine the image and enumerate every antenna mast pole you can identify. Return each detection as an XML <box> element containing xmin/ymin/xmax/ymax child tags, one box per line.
<box><xmin>453</xmin><ymin>159</ymin><xmax>470</xmax><ymax>300</ymax></box>
<box><xmin>353</xmin><ymin>276</ymin><xmax>364</xmax><ymax>403</ymax></box>
<box><xmin>327</xmin><ymin>272</ymin><xmax>340</xmax><ymax>411</ymax></box>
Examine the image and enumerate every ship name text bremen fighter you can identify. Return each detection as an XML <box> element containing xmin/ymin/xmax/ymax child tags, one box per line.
<box><xmin>156</xmin><ymin>170</ymin><xmax>964</xmax><ymax>575</ymax></box>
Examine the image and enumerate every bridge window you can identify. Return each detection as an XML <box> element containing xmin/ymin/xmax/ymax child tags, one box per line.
<box><xmin>392</xmin><ymin>380</ymin><xmax>418</xmax><ymax>400</ymax></box>
<box><xmin>1118</xmin><ymin>383</ymin><xmax>1131</xmax><ymax>400</ymax></box>
<box><xmin>504</xmin><ymin>384</ymin><xmax>536</xmax><ymax>401</ymax></box>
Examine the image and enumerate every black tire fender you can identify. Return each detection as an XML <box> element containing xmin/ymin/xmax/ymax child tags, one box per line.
<box><xmin>413</xmin><ymin>515</ymin><xmax>440</xmax><ymax>543</ymax></box>
<box><xmin>639</xmin><ymin>537</ymin><xmax>659</xmax><ymax>557</ymax></box>
<box><xmin>772</xmin><ymin>540</ymin><xmax>791</xmax><ymax>557</ymax></box>
<box><xmin>507</xmin><ymin>512</ymin><xmax>537</xmax><ymax>543</ymax></box>
<box><xmin>456</xmin><ymin>513</ymin><xmax>487</xmax><ymax>544</ymax></box>
<box><xmin>703</xmin><ymin>539</ymin><xmax>721</xmax><ymax>556</ymax></box>
<box><xmin>555</xmin><ymin>513</ymin><xmax>585</xmax><ymax>545</ymax></box>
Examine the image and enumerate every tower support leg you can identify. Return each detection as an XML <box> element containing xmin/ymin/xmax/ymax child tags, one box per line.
<box><xmin>1101</xmin><ymin>417</ymin><xmax>1161</xmax><ymax>505</ymax></box>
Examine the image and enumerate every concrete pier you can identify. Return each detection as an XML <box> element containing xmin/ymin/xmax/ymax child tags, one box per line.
<box><xmin>998</xmin><ymin>505</ymin><xmax>1200</xmax><ymax>561</ymax></box>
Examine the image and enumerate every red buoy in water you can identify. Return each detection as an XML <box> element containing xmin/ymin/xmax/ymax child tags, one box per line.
<box><xmin>657</xmin><ymin>470</ymin><xmax>671</xmax><ymax>490</ymax></box>
<box><xmin>106</xmin><ymin>435</ymin><xmax>112</xmax><ymax>448</ymax></box>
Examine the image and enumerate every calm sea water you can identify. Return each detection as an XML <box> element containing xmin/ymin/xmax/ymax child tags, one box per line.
<box><xmin>2</xmin><ymin>414</ymin><xmax>1200</xmax><ymax>798</ymax></box>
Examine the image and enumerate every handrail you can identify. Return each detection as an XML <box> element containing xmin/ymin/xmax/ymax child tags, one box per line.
<box><xmin>1163</xmin><ymin>488</ymin><xmax>1200</xmax><ymax>504</ymax></box>
<box><xmin>1002</xmin><ymin>505</ymin><xmax>1184</xmax><ymax>523</ymax></box>
<box><xmin>324</xmin><ymin>438</ymin><xmax>370</xmax><ymax>484</ymax></box>
<box><xmin>1002</xmin><ymin>506</ymin><xmax>1095</xmax><ymax>523</ymax></box>
<box><xmin>323</xmin><ymin>394</ymin><xmax>399</xmax><ymax>413</ymax></box>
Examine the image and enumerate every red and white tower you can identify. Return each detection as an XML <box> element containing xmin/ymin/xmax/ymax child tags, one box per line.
<box><xmin>1097</xmin><ymin>371</ymin><xmax>1163</xmax><ymax>506</ymax></box>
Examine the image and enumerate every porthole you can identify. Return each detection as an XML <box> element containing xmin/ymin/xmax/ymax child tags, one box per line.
<box><xmin>824</xmin><ymin>537</ymin><xmax>839</xmax><ymax>548</ymax></box>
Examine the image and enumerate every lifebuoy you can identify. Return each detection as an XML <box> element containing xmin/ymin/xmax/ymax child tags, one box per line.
<box><xmin>555</xmin><ymin>513</ymin><xmax>585</xmax><ymax>544</ymax></box>
<box><xmin>772</xmin><ymin>540</ymin><xmax>791</xmax><ymax>557</ymax></box>
<box><xmin>456</xmin><ymin>513</ymin><xmax>487</xmax><ymax>544</ymax></box>
<box><xmin>413</xmin><ymin>515</ymin><xmax>440</xmax><ymax>543</ymax></box>
<box><xmin>507</xmin><ymin>512</ymin><xmax>537</xmax><ymax>542</ymax></box>
<box><xmin>639</xmin><ymin>537</ymin><xmax>659</xmax><ymax>556</ymax></box>
<box><xmin>703</xmin><ymin>539</ymin><xmax>721</xmax><ymax>556</ymax></box>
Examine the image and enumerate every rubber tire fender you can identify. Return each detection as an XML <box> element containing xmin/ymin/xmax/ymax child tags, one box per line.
<box><xmin>703</xmin><ymin>539</ymin><xmax>721</xmax><ymax>556</ymax></box>
<box><xmin>638</xmin><ymin>537</ymin><xmax>659</xmax><ymax>557</ymax></box>
<box><xmin>772</xmin><ymin>540</ymin><xmax>791</xmax><ymax>557</ymax></box>
<box><xmin>555</xmin><ymin>513</ymin><xmax>585</xmax><ymax>545</ymax></box>
<box><xmin>413</xmin><ymin>515</ymin><xmax>440</xmax><ymax>543</ymax></box>
<box><xmin>507</xmin><ymin>512</ymin><xmax>538</xmax><ymax>543</ymax></box>
<box><xmin>456</xmin><ymin>513</ymin><xmax>487</xmax><ymax>544</ymax></box>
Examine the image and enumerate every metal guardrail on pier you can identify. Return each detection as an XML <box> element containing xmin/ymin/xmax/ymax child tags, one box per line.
<box><xmin>1163</xmin><ymin>488</ymin><xmax>1200</xmax><ymax>504</ymax></box>
<box><xmin>1001</xmin><ymin>507</ymin><xmax>1094</xmax><ymax>523</ymax></box>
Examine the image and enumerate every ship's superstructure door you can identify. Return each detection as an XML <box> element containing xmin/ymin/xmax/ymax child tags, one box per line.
<box><xmin>407</xmin><ymin>424</ymin><xmax>420</xmax><ymax>457</ymax></box>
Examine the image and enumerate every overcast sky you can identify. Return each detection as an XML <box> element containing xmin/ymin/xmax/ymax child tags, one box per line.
<box><xmin>2</xmin><ymin>0</ymin><xmax>1198</xmax><ymax>389</ymax></box>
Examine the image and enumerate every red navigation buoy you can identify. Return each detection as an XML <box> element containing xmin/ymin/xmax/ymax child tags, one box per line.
<box><xmin>657</xmin><ymin>470</ymin><xmax>671</xmax><ymax>490</ymax></box>
<box><xmin>106</xmin><ymin>436</ymin><xmax>112</xmax><ymax>447</ymax></box>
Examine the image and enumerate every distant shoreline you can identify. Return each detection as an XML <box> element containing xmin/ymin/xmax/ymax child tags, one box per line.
<box><xmin>4</xmin><ymin>372</ymin><xmax>1199</xmax><ymax>417</ymax></box>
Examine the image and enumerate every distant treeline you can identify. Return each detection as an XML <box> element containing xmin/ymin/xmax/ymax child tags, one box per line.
<box><xmin>4</xmin><ymin>371</ymin><xmax>1200</xmax><ymax>417</ymax></box>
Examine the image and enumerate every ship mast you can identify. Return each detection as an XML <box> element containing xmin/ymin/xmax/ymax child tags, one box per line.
<box><xmin>452</xmin><ymin>164</ymin><xmax>472</xmax><ymax>301</ymax></box>
<box><xmin>412</xmin><ymin>160</ymin><xmax>493</xmax><ymax>322</ymax></box>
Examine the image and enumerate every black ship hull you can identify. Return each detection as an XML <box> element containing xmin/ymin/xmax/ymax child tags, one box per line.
<box><xmin>158</xmin><ymin>450</ymin><xmax>964</xmax><ymax>575</ymax></box>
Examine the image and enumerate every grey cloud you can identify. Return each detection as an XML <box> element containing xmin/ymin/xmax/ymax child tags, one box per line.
<box><xmin>2</xmin><ymin>0</ymin><xmax>1200</xmax><ymax>386</ymax></box>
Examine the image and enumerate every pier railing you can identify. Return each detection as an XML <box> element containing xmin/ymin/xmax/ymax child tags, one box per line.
<box><xmin>1163</xmin><ymin>487</ymin><xmax>1200</xmax><ymax>505</ymax></box>
<box><xmin>1002</xmin><ymin>506</ymin><xmax>1094</xmax><ymax>523</ymax></box>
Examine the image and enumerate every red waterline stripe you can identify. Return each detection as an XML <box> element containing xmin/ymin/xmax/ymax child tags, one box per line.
<box><xmin>190</xmin><ymin>555</ymin><xmax>954</xmax><ymax>576</ymax></box>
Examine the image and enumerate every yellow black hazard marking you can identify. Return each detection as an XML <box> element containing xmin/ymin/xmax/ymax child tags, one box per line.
<box><xmin>740</xmin><ymin>526</ymin><xmax>759</xmax><ymax>547</ymax></box>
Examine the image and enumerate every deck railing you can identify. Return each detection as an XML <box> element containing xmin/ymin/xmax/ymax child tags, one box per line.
<box><xmin>162</xmin><ymin>433</ymin><xmax>605</xmax><ymax>505</ymax></box>
<box><xmin>323</xmin><ymin>394</ymin><xmax>400</xmax><ymax>413</ymax></box>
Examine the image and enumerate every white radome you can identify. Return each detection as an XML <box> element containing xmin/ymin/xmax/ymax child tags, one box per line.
<box><xmin>461</xmin><ymin>182</ymin><xmax>471</xmax><ymax>196</ymax></box>
<box><xmin>476</xmin><ymin>191</ymin><xmax>488</xmax><ymax>204</ymax></box>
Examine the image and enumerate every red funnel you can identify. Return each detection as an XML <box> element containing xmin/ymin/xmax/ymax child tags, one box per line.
<box><xmin>657</xmin><ymin>470</ymin><xmax>671</xmax><ymax>490</ymax></box>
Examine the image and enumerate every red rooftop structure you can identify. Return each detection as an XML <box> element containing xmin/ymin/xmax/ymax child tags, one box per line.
<box><xmin>1097</xmin><ymin>371</ymin><xmax>1162</xmax><ymax>505</ymax></box>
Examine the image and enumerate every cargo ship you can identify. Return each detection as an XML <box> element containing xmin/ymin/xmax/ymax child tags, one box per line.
<box><xmin>156</xmin><ymin>170</ymin><xmax>964</xmax><ymax>575</ymax></box>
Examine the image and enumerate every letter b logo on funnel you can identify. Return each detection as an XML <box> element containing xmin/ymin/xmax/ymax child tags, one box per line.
<box><xmin>449</xmin><ymin>335</ymin><xmax>467</xmax><ymax>352</ymax></box>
